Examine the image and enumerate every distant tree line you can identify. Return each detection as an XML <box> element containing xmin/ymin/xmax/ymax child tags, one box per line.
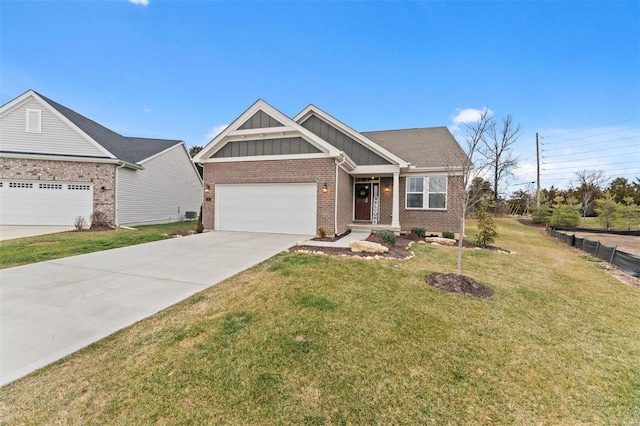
<box><xmin>502</xmin><ymin>171</ymin><xmax>640</xmax><ymax>230</ymax></box>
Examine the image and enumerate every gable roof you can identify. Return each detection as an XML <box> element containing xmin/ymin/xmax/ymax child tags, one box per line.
<box><xmin>35</xmin><ymin>92</ymin><xmax>182</xmax><ymax>164</ymax></box>
<box><xmin>361</xmin><ymin>127</ymin><xmax>467</xmax><ymax>169</ymax></box>
<box><xmin>294</xmin><ymin>105</ymin><xmax>408</xmax><ymax>168</ymax></box>
<box><xmin>1</xmin><ymin>90</ymin><xmax>182</xmax><ymax>166</ymax></box>
<box><xmin>193</xmin><ymin>99</ymin><xmax>343</xmax><ymax>163</ymax></box>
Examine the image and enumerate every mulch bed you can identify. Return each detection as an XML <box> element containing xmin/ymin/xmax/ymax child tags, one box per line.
<box><xmin>426</xmin><ymin>273</ymin><xmax>494</xmax><ymax>298</ymax></box>
<box><xmin>292</xmin><ymin>235</ymin><xmax>415</xmax><ymax>259</ymax></box>
<box><xmin>70</xmin><ymin>226</ymin><xmax>115</xmax><ymax>233</ymax></box>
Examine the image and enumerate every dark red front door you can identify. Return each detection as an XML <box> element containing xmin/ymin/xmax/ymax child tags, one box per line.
<box><xmin>354</xmin><ymin>183</ymin><xmax>371</xmax><ymax>221</ymax></box>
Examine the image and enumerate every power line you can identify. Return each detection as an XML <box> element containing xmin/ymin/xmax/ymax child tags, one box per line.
<box><xmin>542</xmin><ymin>150</ymin><xmax>640</xmax><ymax>164</ymax></box>
<box><xmin>541</xmin><ymin>117</ymin><xmax>640</xmax><ymax>139</ymax></box>
<box><xmin>542</xmin><ymin>135</ymin><xmax>640</xmax><ymax>152</ymax></box>
<box><xmin>542</xmin><ymin>160</ymin><xmax>639</xmax><ymax>171</ymax></box>
<box><xmin>539</xmin><ymin>126</ymin><xmax>640</xmax><ymax>145</ymax></box>
<box><xmin>542</xmin><ymin>145</ymin><xmax>640</xmax><ymax>159</ymax></box>
<box><xmin>541</xmin><ymin>168</ymin><xmax>639</xmax><ymax>179</ymax></box>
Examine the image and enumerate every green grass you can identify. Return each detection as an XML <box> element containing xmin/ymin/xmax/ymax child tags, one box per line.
<box><xmin>0</xmin><ymin>221</ymin><xmax>198</xmax><ymax>269</ymax></box>
<box><xmin>0</xmin><ymin>219</ymin><xmax>639</xmax><ymax>424</ymax></box>
<box><xmin>579</xmin><ymin>215</ymin><xmax>640</xmax><ymax>230</ymax></box>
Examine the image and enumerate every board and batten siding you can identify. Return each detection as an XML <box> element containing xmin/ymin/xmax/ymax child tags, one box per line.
<box><xmin>116</xmin><ymin>145</ymin><xmax>202</xmax><ymax>226</ymax></box>
<box><xmin>0</xmin><ymin>97</ymin><xmax>109</xmax><ymax>158</ymax></box>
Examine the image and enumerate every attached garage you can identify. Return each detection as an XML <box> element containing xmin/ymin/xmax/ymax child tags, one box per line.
<box><xmin>215</xmin><ymin>183</ymin><xmax>317</xmax><ymax>235</ymax></box>
<box><xmin>0</xmin><ymin>180</ymin><xmax>93</xmax><ymax>226</ymax></box>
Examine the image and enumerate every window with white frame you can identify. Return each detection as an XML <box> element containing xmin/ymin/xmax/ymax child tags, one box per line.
<box><xmin>405</xmin><ymin>176</ymin><xmax>447</xmax><ymax>209</ymax></box>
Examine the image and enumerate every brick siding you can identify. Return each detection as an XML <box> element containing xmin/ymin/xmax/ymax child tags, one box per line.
<box><xmin>202</xmin><ymin>158</ymin><xmax>337</xmax><ymax>235</ymax></box>
<box><xmin>398</xmin><ymin>175</ymin><xmax>463</xmax><ymax>234</ymax></box>
<box><xmin>0</xmin><ymin>158</ymin><xmax>116</xmax><ymax>223</ymax></box>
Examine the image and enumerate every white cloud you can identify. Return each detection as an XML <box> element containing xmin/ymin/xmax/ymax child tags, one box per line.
<box><xmin>451</xmin><ymin>107</ymin><xmax>493</xmax><ymax>126</ymax></box>
<box><xmin>128</xmin><ymin>0</ymin><xmax>149</xmax><ymax>6</ymax></box>
<box><xmin>143</xmin><ymin>107</ymin><xmax>152</xmax><ymax>113</ymax></box>
<box><xmin>206</xmin><ymin>124</ymin><xmax>228</xmax><ymax>140</ymax></box>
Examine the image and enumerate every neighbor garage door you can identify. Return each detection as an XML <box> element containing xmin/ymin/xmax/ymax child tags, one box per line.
<box><xmin>215</xmin><ymin>183</ymin><xmax>317</xmax><ymax>235</ymax></box>
<box><xmin>0</xmin><ymin>180</ymin><xmax>93</xmax><ymax>226</ymax></box>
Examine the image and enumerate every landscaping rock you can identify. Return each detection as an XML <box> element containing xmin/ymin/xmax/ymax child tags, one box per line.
<box><xmin>349</xmin><ymin>240</ymin><xmax>389</xmax><ymax>253</ymax></box>
<box><xmin>424</xmin><ymin>237</ymin><xmax>457</xmax><ymax>246</ymax></box>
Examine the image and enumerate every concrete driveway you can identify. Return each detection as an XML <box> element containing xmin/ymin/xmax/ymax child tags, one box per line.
<box><xmin>0</xmin><ymin>231</ymin><xmax>307</xmax><ymax>386</ymax></box>
<box><xmin>0</xmin><ymin>226</ymin><xmax>74</xmax><ymax>241</ymax></box>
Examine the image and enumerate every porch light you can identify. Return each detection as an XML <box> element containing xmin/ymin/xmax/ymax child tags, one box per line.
<box><xmin>384</xmin><ymin>186</ymin><xmax>391</xmax><ymax>193</ymax></box>
<box><xmin>204</xmin><ymin>184</ymin><xmax>212</xmax><ymax>194</ymax></box>
<box><xmin>322</xmin><ymin>183</ymin><xmax>328</xmax><ymax>193</ymax></box>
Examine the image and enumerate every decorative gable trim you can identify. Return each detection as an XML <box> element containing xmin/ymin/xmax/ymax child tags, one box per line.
<box><xmin>193</xmin><ymin>99</ymin><xmax>342</xmax><ymax>163</ymax></box>
<box><xmin>0</xmin><ymin>90</ymin><xmax>116</xmax><ymax>159</ymax></box>
<box><xmin>294</xmin><ymin>105</ymin><xmax>409</xmax><ymax>168</ymax></box>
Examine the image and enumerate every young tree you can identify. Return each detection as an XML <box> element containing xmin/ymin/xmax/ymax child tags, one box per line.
<box><xmin>448</xmin><ymin>108</ymin><xmax>492</xmax><ymax>275</ymax></box>
<box><xmin>621</xmin><ymin>196</ymin><xmax>639</xmax><ymax>231</ymax></box>
<box><xmin>481</xmin><ymin>114</ymin><xmax>522</xmax><ymax>211</ymax></box>
<box><xmin>570</xmin><ymin>169</ymin><xmax>607</xmax><ymax>218</ymax></box>
<box><xmin>475</xmin><ymin>206</ymin><xmax>498</xmax><ymax>248</ymax></box>
<box><xmin>595</xmin><ymin>191</ymin><xmax>619</xmax><ymax>230</ymax></box>
<box><xmin>551</xmin><ymin>196</ymin><xmax>581</xmax><ymax>227</ymax></box>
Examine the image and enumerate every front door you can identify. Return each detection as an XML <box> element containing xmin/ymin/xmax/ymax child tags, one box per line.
<box><xmin>354</xmin><ymin>183</ymin><xmax>371</xmax><ymax>221</ymax></box>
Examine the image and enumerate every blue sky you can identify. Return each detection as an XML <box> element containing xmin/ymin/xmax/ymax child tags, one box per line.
<box><xmin>1</xmin><ymin>0</ymin><xmax>638</xmax><ymax>193</ymax></box>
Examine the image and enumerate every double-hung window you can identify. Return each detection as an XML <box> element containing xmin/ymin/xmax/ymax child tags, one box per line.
<box><xmin>405</xmin><ymin>176</ymin><xmax>447</xmax><ymax>210</ymax></box>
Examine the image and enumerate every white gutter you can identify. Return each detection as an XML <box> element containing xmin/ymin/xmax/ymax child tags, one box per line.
<box><xmin>334</xmin><ymin>153</ymin><xmax>348</xmax><ymax>236</ymax></box>
<box><xmin>114</xmin><ymin>162</ymin><xmax>127</xmax><ymax>226</ymax></box>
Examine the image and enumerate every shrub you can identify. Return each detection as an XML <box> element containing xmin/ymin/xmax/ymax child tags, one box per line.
<box><xmin>550</xmin><ymin>196</ymin><xmax>581</xmax><ymax>227</ymax></box>
<box><xmin>410</xmin><ymin>227</ymin><xmax>426</xmax><ymax>238</ymax></box>
<box><xmin>74</xmin><ymin>216</ymin><xmax>86</xmax><ymax>231</ymax></box>
<box><xmin>376</xmin><ymin>230</ymin><xmax>397</xmax><ymax>246</ymax></box>
<box><xmin>442</xmin><ymin>231</ymin><xmax>455</xmax><ymax>239</ymax></box>
<box><xmin>318</xmin><ymin>226</ymin><xmax>327</xmax><ymax>238</ymax></box>
<box><xmin>531</xmin><ymin>204</ymin><xmax>552</xmax><ymax>224</ymax></box>
<box><xmin>195</xmin><ymin>204</ymin><xmax>204</xmax><ymax>233</ymax></box>
<box><xmin>90</xmin><ymin>210</ymin><xmax>111</xmax><ymax>229</ymax></box>
<box><xmin>475</xmin><ymin>209</ymin><xmax>498</xmax><ymax>248</ymax></box>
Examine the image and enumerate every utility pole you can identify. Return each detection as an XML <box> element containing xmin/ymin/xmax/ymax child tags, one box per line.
<box><xmin>536</xmin><ymin>132</ymin><xmax>541</xmax><ymax>208</ymax></box>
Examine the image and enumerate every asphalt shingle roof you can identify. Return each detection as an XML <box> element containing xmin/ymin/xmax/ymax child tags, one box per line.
<box><xmin>36</xmin><ymin>92</ymin><xmax>181</xmax><ymax>164</ymax></box>
<box><xmin>361</xmin><ymin>127</ymin><xmax>468</xmax><ymax>168</ymax></box>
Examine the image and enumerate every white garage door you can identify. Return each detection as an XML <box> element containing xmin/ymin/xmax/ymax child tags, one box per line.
<box><xmin>216</xmin><ymin>183</ymin><xmax>317</xmax><ymax>235</ymax></box>
<box><xmin>0</xmin><ymin>180</ymin><xmax>93</xmax><ymax>226</ymax></box>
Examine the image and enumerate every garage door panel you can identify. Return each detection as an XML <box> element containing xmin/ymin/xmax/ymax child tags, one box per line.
<box><xmin>216</xmin><ymin>183</ymin><xmax>317</xmax><ymax>235</ymax></box>
<box><xmin>0</xmin><ymin>180</ymin><xmax>93</xmax><ymax>226</ymax></box>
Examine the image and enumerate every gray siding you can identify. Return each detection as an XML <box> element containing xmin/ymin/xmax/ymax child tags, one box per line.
<box><xmin>117</xmin><ymin>145</ymin><xmax>202</xmax><ymax>225</ymax></box>
<box><xmin>213</xmin><ymin>137</ymin><xmax>321</xmax><ymax>158</ymax></box>
<box><xmin>238</xmin><ymin>110</ymin><xmax>283</xmax><ymax>130</ymax></box>
<box><xmin>300</xmin><ymin>115</ymin><xmax>390</xmax><ymax>165</ymax></box>
<box><xmin>0</xmin><ymin>98</ymin><xmax>109</xmax><ymax>158</ymax></box>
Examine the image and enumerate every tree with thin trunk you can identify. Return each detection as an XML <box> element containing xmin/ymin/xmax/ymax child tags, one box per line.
<box><xmin>570</xmin><ymin>169</ymin><xmax>607</xmax><ymax>218</ymax></box>
<box><xmin>481</xmin><ymin>114</ymin><xmax>522</xmax><ymax>212</ymax></box>
<box><xmin>447</xmin><ymin>108</ymin><xmax>491</xmax><ymax>275</ymax></box>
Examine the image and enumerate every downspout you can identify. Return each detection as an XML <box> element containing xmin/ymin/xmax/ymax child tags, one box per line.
<box><xmin>334</xmin><ymin>154</ymin><xmax>347</xmax><ymax>236</ymax></box>
<box><xmin>114</xmin><ymin>162</ymin><xmax>126</xmax><ymax>227</ymax></box>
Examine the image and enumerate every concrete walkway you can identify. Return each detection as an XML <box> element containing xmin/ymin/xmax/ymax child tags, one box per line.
<box><xmin>0</xmin><ymin>231</ymin><xmax>307</xmax><ymax>387</ymax></box>
<box><xmin>0</xmin><ymin>226</ymin><xmax>74</xmax><ymax>241</ymax></box>
<box><xmin>303</xmin><ymin>229</ymin><xmax>371</xmax><ymax>248</ymax></box>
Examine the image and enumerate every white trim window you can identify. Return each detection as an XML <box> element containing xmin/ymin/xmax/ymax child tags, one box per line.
<box><xmin>26</xmin><ymin>109</ymin><xmax>42</xmax><ymax>133</ymax></box>
<box><xmin>406</xmin><ymin>176</ymin><xmax>447</xmax><ymax>210</ymax></box>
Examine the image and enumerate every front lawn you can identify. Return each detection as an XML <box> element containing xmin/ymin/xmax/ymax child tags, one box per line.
<box><xmin>0</xmin><ymin>219</ymin><xmax>638</xmax><ymax>424</ymax></box>
<box><xmin>0</xmin><ymin>221</ymin><xmax>198</xmax><ymax>269</ymax></box>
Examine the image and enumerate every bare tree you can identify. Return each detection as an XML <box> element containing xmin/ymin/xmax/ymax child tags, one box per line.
<box><xmin>448</xmin><ymin>109</ymin><xmax>491</xmax><ymax>275</ymax></box>
<box><xmin>570</xmin><ymin>169</ymin><xmax>608</xmax><ymax>218</ymax></box>
<box><xmin>481</xmin><ymin>114</ymin><xmax>522</xmax><ymax>210</ymax></box>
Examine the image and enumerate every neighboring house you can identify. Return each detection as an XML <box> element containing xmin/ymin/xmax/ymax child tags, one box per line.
<box><xmin>0</xmin><ymin>90</ymin><xmax>203</xmax><ymax>227</ymax></box>
<box><xmin>193</xmin><ymin>99</ymin><xmax>468</xmax><ymax>236</ymax></box>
